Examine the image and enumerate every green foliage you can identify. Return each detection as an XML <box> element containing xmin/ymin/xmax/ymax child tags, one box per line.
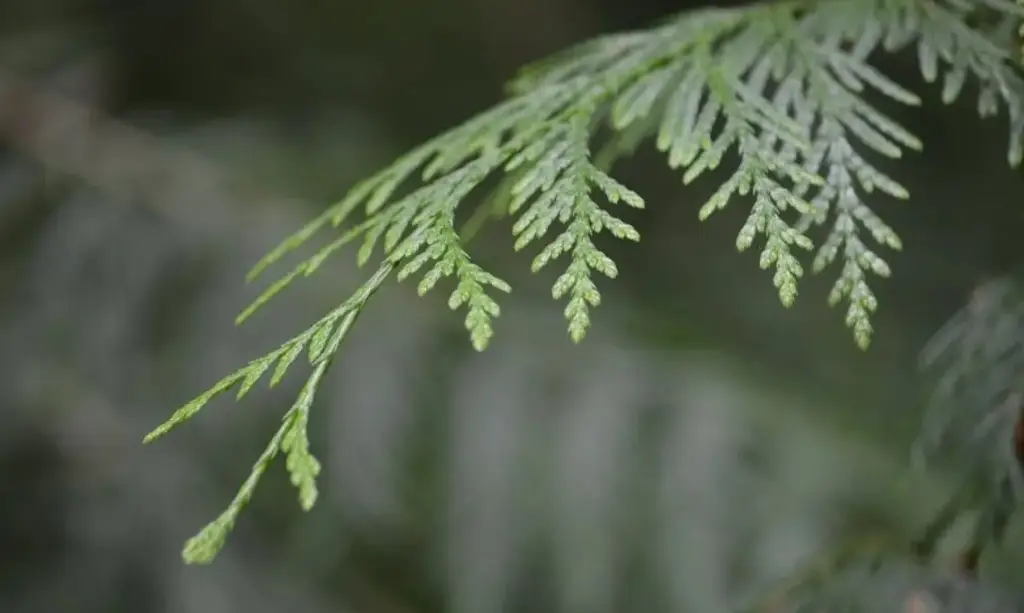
<box><xmin>741</xmin><ymin>538</ymin><xmax>1021</xmax><ymax>613</ymax></box>
<box><xmin>917</xmin><ymin>277</ymin><xmax>1024</xmax><ymax>502</ymax></box>
<box><xmin>752</xmin><ymin>274</ymin><xmax>1024</xmax><ymax>613</ymax></box>
<box><xmin>145</xmin><ymin>0</ymin><xmax>1024</xmax><ymax>564</ymax></box>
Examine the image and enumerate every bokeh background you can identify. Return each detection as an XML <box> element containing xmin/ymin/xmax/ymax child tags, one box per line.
<box><xmin>2</xmin><ymin>1</ymin><xmax>1023</xmax><ymax>612</ymax></box>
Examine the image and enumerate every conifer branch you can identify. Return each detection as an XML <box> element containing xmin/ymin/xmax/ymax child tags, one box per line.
<box><xmin>146</xmin><ymin>0</ymin><xmax>1024</xmax><ymax>564</ymax></box>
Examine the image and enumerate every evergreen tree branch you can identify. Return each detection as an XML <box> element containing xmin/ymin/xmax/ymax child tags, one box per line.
<box><xmin>145</xmin><ymin>0</ymin><xmax>1024</xmax><ymax>564</ymax></box>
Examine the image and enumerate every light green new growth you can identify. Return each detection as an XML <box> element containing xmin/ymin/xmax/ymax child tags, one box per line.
<box><xmin>144</xmin><ymin>0</ymin><xmax>1024</xmax><ymax>564</ymax></box>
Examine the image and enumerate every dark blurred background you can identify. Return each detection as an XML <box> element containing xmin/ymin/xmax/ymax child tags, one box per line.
<box><xmin>1</xmin><ymin>1</ymin><xmax>1023</xmax><ymax>612</ymax></box>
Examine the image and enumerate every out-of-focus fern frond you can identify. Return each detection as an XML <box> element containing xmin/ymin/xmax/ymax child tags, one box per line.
<box><xmin>147</xmin><ymin>0</ymin><xmax>1024</xmax><ymax>563</ymax></box>
<box><xmin>916</xmin><ymin>277</ymin><xmax>1024</xmax><ymax>500</ymax></box>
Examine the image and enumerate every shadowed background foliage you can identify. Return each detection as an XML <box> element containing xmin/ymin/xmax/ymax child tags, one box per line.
<box><xmin>1</xmin><ymin>1</ymin><xmax>1023</xmax><ymax>612</ymax></box>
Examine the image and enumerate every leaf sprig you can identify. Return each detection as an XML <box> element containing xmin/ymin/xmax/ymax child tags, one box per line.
<box><xmin>146</xmin><ymin>0</ymin><xmax>1024</xmax><ymax>563</ymax></box>
<box><xmin>144</xmin><ymin>260</ymin><xmax>392</xmax><ymax>563</ymax></box>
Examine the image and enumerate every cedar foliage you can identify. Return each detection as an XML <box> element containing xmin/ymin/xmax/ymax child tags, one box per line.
<box><xmin>144</xmin><ymin>3</ymin><xmax>1024</xmax><ymax>608</ymax></box>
